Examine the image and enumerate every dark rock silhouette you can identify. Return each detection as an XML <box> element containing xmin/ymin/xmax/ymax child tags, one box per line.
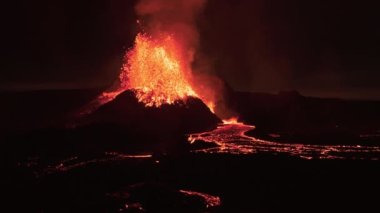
<box><xmin>69</xmin><ymin>90</ymin><xmax>221</xmax><ymax>154</ymax></box>
<box><xmin>3</xmin><ymin>90</ymin><xmax>221</xmax><ymax>159</ymax></box>
<box><xmin>84</xmin><ymin>90</ymin><xmax>221</xmax><ymax>135</ymax></box>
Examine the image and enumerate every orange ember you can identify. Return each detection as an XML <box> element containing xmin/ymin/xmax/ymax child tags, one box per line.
<box><xmin>121</xmin><ymin>33</ymin><xmax>198</xmax><ymax>107</ymax></box>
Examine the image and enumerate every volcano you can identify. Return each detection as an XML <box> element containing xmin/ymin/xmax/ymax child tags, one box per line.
<box><xmin>89</xmin><ymin>90</ymin><xmax>220</xmax><ymax>132</ymax></box>
<box><xmin>73</xmin><ymin>89</ymin><xmax>220</xmax><ymax>153</ymax></box>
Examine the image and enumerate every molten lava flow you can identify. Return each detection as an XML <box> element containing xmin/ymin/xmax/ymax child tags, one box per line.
<box><xmin>121</xmin><ymin>33</ymin><xmax>198</xmax><ymax>107</ymax></box>
<box><xmin>188</xmin><ymin>123</ymin><xmax>380</xmax><ymax>160</ymax></box>
<box><xmin>179</xmin><ymin>190</ymin><xmax>221</xmax><ymax>208</ymax></box>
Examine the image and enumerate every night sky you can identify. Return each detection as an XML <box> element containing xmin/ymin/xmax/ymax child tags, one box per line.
<box><xmin>1</xmin><ymin>0</ymin><xmax>379</xmax><ymax>99</ymax></box>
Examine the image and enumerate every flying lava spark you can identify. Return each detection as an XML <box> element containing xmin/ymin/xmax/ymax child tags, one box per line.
<box><xmin>86</xmin><ymin>31</ymin><xmax>214</xmax><ymax>114</ymax></box>
<box><xmin>121</xmin><ymin>33</ymin><xmax>198</xmax><ymax>107</ymax></box>
<box><xmin>81</xmin><ymin>0</ymin><xmax>216</xmax><ymax>114</ymax></box>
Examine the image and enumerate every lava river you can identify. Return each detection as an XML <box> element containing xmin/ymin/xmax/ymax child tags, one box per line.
<box><xmin>188</xmin><ymin>122</ymin><xmax>380</xmax><ymax>160</ymax></box>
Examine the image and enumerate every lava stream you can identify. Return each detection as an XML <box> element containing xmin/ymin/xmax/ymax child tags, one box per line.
<box><xmin>189</xmin><ymin>123</ymin><xmax>380</xmax><ymax>160</ymax></box>
<box><xmin>180</xmin><ymin>190</ymin><xmax>221</xmax><ymax>208</ymax></box>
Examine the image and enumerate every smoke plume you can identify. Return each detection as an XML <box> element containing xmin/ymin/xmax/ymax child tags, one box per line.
<box><xmin>135</xmin><ymin>0</ymin><xmax>205</xmax><ymax>64</ymax></box>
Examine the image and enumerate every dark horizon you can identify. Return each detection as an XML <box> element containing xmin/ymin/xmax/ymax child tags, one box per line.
<box><xmin>1</xmin><ymin>0</ymin><xmax>379</xmax><ymax>100</ymax></box>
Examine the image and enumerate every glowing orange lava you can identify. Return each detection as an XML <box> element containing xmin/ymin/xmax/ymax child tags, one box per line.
<box><xmin>82</xmin><ymin>32</ymin><xmax>216</xmax><ymax>115</ymax></box>
<box><xmin>222</xmin><ymin>117</ymin><xmax>242</xmax><ymax>125</ymax></box>
<box><xmin>121</xmin><ymin>33</ymin><xmax>198</xmax><ymax>107</ymax></box>
<box><xmin>188</xmin><ymin>123</ymin><xmax>380</xmax><ymax>160</ymax></box>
